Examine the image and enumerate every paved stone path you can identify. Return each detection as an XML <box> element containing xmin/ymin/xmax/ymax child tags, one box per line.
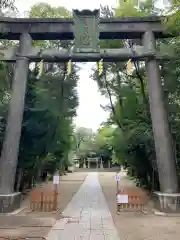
<box><xmin>47</xmin><ymin>172</ymin><xmax>120</xmax><ymax>240</ymax></box>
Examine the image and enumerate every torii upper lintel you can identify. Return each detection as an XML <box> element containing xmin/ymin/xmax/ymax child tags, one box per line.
<box><xmin>0</xmin><ymin>15</ymin><xmax>172</xmax><ymax>40</ymax></box>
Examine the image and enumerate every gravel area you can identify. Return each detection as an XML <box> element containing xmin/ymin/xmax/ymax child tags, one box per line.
<box><xmin>99</xmin><ymin>171</ymin><xmax>180</xmax><ymax>240</ymax></box>
<box><xmin>0</xmin><ymin>172</ymin><xmax>87</xmax><ymax>239</ymax></box>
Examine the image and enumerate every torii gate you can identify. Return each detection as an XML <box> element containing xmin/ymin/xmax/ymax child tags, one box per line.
<box><xmin>0</xmin><ymin>10</ymin><xmax>179</xmax><ymax>213</ymax></box>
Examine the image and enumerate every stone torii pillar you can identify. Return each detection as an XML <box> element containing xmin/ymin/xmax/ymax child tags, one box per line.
<box><xmin>143</xmin><ymin>31</ymin><xmax>179</xmax><ymax>211</ymax></box>
<box><xmin>88</xmin><ymin>159</ymin><xmax>90</xmax><ymax>168</ymax></box>
<box><xmin>96</xmin><ymin>158</ymin><xmax>99</xmax><ymax>168</ymax></box>
<box><xmin>108</xmin><ymin>160</ymin><xmax>111</xmax><ymax>169</ymax></box>
<box><xmin>83</xmin><ymin>159</ymin><xmax>86</xmax><ymax>168</ymax></box>
<box><xmin>100</xmin><ymin>157</ymin><xmax>103</xmax><ymax>169</ymax></box>
<box><xmin>0</xmin><ymin>33</ymin><xmax>32</xmax><ymax>213</ymax></box>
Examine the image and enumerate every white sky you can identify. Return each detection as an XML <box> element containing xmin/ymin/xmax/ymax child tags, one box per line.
<box><xmin>15</xmin><ymin>0</ymin><xmax>117</xmax><ymax>131</ymax></box>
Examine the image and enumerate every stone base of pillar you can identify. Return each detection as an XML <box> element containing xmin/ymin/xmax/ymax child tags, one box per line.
<box><xmin>108</xmin><ymin>162</ymin><xmax>110</xmax><ymax>169</ymax></box>
<box><xmin>0</xmin><ymin>192</ymin><xmax>21</xmax><ymax>213</ymax></box>
<box><xmin>153</xmin><ymin>192</ymin><xmax>180</xmax><ymax>213</ymax></box>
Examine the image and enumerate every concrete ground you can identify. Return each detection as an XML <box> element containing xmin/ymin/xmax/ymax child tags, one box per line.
<box><xmin>99</xmin><ymin>171</ymin><xmax>180</xmax><ymax>240</ymax></box>
<box><xmin>47</xmin><ymin>172</ymin><xmax>120</xmax><ymax>240</ymax></box>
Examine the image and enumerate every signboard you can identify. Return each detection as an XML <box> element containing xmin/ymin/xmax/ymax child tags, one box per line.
<box><xmin>73</xmin><ymin>9</ymin><xmax>100</xmax><ymax>53</ymax></box>
<box><xmin>117</xmin><ymin>194</ymin><xmax>128</xmax><ymax>204</ymax></box>
<box><xmin>115</xmin><ymin>174</ymin><xmax>121</xmax><ymax>182</ymax></box>
<box><xmin>53</xmin><ymin>175</ymin><xmax>60</xmax><ymax>185</ymax></box>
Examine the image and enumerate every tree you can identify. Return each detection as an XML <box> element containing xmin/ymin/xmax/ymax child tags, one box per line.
<box><xmin>164</xmin><ymin>0</ymin><xmax>180</xmax><ymax>35</ymax></box>
<box><xmin>73</xmin><ymin>127</ymin><xmax>96</xmax><ymax>165</ymax></box>
<box><xmin>92</xmin><ymin>0</ymin><xmax>180</xmax><ymax>191</ymax></box>
<box><xmin>74</xmin><ymin>127</ymin><xmax>94</xmax><ymax>150</ymax></box>
<box><xmin>12</xmin><ymin>3</ymin><xmax>79</xmax><ymax>190</ymax></box>
<box><xmin>0</xmin><ymin>0</ymin><xmax>16</xmax><ymax>11</ymax></box>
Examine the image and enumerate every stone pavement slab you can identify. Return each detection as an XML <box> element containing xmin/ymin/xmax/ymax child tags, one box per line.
<box><xmin>0</xmin><ymin>215</ymin><xmax>55</xmax><ymax>228</ymax></box>
<box><xmin>47</xmin><ymin>172</ymin><xmax>120</xmax><ymax>240</ymax></box>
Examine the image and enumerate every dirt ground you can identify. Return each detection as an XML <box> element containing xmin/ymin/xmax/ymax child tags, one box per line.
<box><xmin>0</xmin><ymin>172</ymin><xmax>87</xmax><ymax>239</ymax></box>
<box><xmin>99</xmin><ymin>171</ymin><xmax>180</xmax><ymax>240</ymax></box>
<box><xmin>19</xmin><ymin>171</ymin><xmax>88</xmax><ymax>216</ymax></box>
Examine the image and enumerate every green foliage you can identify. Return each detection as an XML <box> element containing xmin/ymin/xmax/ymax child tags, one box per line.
<box><xmin>163</xmin><ymin>0</ymin><xmax>180</xmax><ymax>35</ymax></box>
<box><xmin>0</xmin><ymin>0</ymin><xmax>16</xmax><ymax>11</ymax></box>
<box><xmin>94</xmin><ymin>126</ymin><xmax>114</xmax><ymax>165</ymax></box>
<box><xmin>29</xmin><ymin>2</ymin><xmax>71</xmax><ymax>18</ymax></box>
<box><xmin>73</xmin><ymin>127</ymin><xmax>95</xmax><ymax>158</ymax></box>
<box><xmin>71</xmin><ymin>126</ymin><xmax>114</xmax><ymax>167</ymax></box>
<box><xmin>0</xmin><ymin>3</ymin><xmax>79</xmax><ymax>191</ymax></box>
<box><xmin>91</xmin><ymin>0</ymin><xmax>180</xmax><ymax>191</ymax></box>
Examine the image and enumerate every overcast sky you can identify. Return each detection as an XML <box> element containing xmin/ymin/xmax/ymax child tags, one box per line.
<box><xmin>15</xmin><ymin>0</ymin><xmax>118</xmax><ymax>131</ymax></box>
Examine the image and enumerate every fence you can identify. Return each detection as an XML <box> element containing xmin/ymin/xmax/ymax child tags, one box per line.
<box><xmin>116</xmin><ymin>187</ymin><xmax>149</xmax><ymax>213</ymax></box>
<box><xmin>30</xmin><ymin>189</ymin><xmax>58</xmax><ymax>212</ymax></box>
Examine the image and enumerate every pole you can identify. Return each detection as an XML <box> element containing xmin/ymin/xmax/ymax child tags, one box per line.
<box><xmin>53</xmin><ymin>184</ymin><xmax>58</xmax><ymax>211</ymax></box>
<box><xmin>0</xmin><ymin>33</ymin><xmax>32</xmax><ymax>194</ymax></box>
<box><xmin>116</xmin><ymin>174</ymin><xmax>120</xmax><ymax>214</ymax></box>
<box><xmin>116</xmin><ymin>181</ymin><xmax>119</xmax><ymax>193</ymax></box>
<box><xmin>52</xmin><ymin>172</ymin><xmax>59</xmax><ymax>211</ymax></box>
<box><xmin>143</xmin><ymin>31</ymin><xmax>179</xmax><ymax>193</ymax></box>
